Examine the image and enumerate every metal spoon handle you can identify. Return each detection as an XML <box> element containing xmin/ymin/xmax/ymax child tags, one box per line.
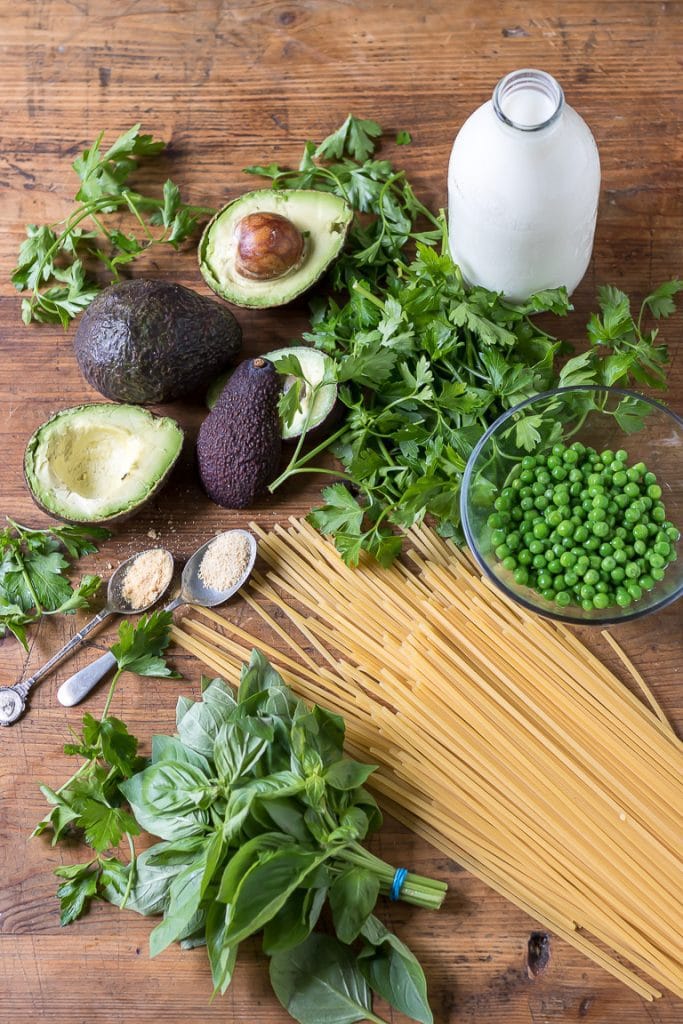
<box><xmin>57</xmin><ymin>650</ymin><xmax>118</xmax><ymax>707</ymax></box>
<box><xmin>56</xmin><ymin>594</ymin><xmax>185</xmax><ymax>708</ymax></box>
<box><xmin>15</xmin><ymin>608</ymin><xmax>113</xmax><ymax>702</ymax></box>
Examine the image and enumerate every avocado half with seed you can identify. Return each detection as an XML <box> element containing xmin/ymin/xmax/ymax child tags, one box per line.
<box><xmin>198</xmin><ymin>189</ymin><xmax>353</xmax><ymax>308</ymax></box>
<box><xmin>24</xmin><ymin>404</ymin><xmax>184</xmax><ymax>524</ymax></box>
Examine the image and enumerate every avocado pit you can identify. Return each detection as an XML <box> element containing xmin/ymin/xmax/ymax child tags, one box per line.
<box><xmin>235</xmin><ymin>211</ymin><xmax>305</xmax><ymax>281</ymax></box>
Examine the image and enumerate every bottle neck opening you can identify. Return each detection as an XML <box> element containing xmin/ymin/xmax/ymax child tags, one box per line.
<box><xmin>493</xmin><ymin>69</ymin><xmax>564</xmax><ymax>132</ymax></box>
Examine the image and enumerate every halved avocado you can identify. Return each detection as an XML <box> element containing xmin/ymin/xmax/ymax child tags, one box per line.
<box><xmin>198</xmin><ymin>189</ymin><xmax>353</xmax><ymax>309</ymax></box>
<box><xmin>24</xmin><ymin>404</ymin><xmax>184</xmax><ymax>524</ymax></box>
<box><xmin>206</xmin><ymin>346</ymin><xmax>339</xmax><ymax>442</ymax></box>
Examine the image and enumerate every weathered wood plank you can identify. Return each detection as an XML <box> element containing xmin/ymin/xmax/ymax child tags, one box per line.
<box><xmin>0</xmin><ymin>2</ymin><xmax>681</xmax><ymax>1022</ymax></box>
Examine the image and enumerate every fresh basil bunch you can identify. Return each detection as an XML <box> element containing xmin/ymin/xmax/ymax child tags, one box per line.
<box><xmin>39</xmin><ymin>649</ymin><xmax>445</xmax><ymax>1024</ymax></box>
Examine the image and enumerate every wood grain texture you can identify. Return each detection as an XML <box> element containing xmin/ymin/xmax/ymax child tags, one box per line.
<box><xmin>0</xmin><ymin>1</ymin><xmax>681</xmax><ymax>1022</ymax></box>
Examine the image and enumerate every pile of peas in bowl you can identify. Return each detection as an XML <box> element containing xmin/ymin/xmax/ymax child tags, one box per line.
<box><xmin>461</xmin><ymin>386</ymin><xmax>683</xmax><ymax>625</ymax></box>
<box><xmin>488</xmin><ymin>441</ymin><xmax>679</xmax><ymax>612</ymax></box>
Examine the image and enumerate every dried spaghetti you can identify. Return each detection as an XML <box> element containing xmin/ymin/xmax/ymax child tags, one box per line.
<box><xmin>171</xmin><ymin>519</ymin><xmax>683</xmax><ymax>1001</ymax></box>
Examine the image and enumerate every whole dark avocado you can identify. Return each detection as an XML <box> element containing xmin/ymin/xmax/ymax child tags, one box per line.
<box><xmin>197</xmin><ymin>358</ymin><xmax>282</xmax><ymax>509</ymax></box>
<box><xmin>73</xmin><ymin>279</ymin><xmax>242</xmax><ymax>404</ymax></box>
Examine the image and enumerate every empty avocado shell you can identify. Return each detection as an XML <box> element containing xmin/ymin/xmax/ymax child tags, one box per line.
<box><xmin>198</xmin><ymin>189</ymin><xmax>353</xmax><ymax>309</ymax></box>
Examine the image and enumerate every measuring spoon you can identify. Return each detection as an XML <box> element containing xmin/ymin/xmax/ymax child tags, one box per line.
<box><xmin>0</xmin><ymin>548</ymin><xmax>174</xmax><ymax>727</ymax></box>
<box><xmin>56</xmin><ymin>530</ymin><xmax>257</xmax><ymax>709</ymax></box>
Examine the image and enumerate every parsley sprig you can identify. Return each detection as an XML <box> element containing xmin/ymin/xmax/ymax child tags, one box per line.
<box><xmin>32</xmin><ymin>609</ymin><xmax>179</xmax><ymax>924</ymax></box>
<box><xmin>12</xmin><ymin>124</ymin><xmax>215</xmax><ymax>326</ymax></box>
<box><xmin>253</xmin><ymin>118</ymin><xmax>682</xmax><ymax>565</ymax></box>
<box><xmin>245</xmin><ymin>113</ymin><xmax>441</xmax><ymax>290</ymax></box>
<box><xmin>0</xmin><ymin>518</ymin><xmax>110</xmax><ymax>649</ymax></box>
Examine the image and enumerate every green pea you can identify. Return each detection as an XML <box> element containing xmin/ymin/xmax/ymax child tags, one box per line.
<box><xmin>612</xmin><ymin>470</ymin><xmax>628</xmax><ymax>487</ymax></box>
<box><xmin>495</xmin><ymin>544</ymin><xmax>511</xmax><ymax>560</ymax></box>
<box><xmin>615</xmin><ymin>589</ymin><xmax>632</xmax><ymax>608</ymax></box>
<box><xmin>532</xmin><ymin>554</ymin><xmax>547</xmax><ymax>569</ymax></box>
<box><xmin>557</xmin><ymin>520</ymin><xmax>573</xmax><ymax>538</ymax></box>
<box><xmin>580</xmin><ymin>584</ymin><xmax>596</xmax><ymax>600</ymax></box>
<box><xmin>517</xmin><ymin>549</ymin><xmax>533</xmax><ymax>566</ymax></box>
<box><xmin>593</xmin><ymin>592</ymin><xmax>610</xmax><ymax>609</ymax></box>
<box><xmin>555</xmin><ymin>591</ymin><xmax>571</xmax><ymax>607</ymax></box>
<box><xmin>601</xmin><ymin>556</ymin><xmax>616</xmax><ymax>573</ymax></box>
<box><xmin>652</xmin><ymin>506</ymin><xmax>666</xmax><ymax>523</ymax></box>
<box><xmin>626</xmin><ymin>582</ymin><xmax>642</xmax><ymax>601</ymax></box>
<box><xmin>640</xmin><ymin>574</ymin><xmax>654</xmax><ymax>591</ymax></box>
<box><xmin>648</xmin><ymin>553</ymin><xmax>665</xmax><ymax>569</ymax></box>
<box><xmin>610</xmin><ymin>567</ymin><xmax>626</xmax><ymax>583</ymax></box>
<box><xmin>502</xmin><ymin>556</ymin><xmax>517</xmax><ymax>572</ymax></box>
<box><xmin>541</xmin><ymin>588</ymin><xmax>556</xmax><ymax>601</ymax></box>
<box><xmin>562</xmin><ymin>571</ymin><xmax>579</xmax><ymax>588</ymax></box>
<box><xmin>632</xmin><ymin>523</ymin><xmax>648</xmax><ymax>540</ymax></box>
<box><xmin>583</xmin><ymin>569</ymin><xmax>599</xmax><ymax>586</ymax></box>
<box><xmin>625</xmin><ymin>562</ymin><xmax>641</xmax><ymax>579</ymax></box>
<box><xmin>592</xmin><ymin>521</ymin><xmax>610</xmax><ymax>538</ymax></box>
<box><xmin>537</xmin><ymin>572</ymin><xmax>553</xmax><ymax>589</ymax></box>
<box><xmin>533</xmin><ymin>522</ymin><xmax>549</xmax><ymax>539</ymax></box>
<box><xmin>575</xmin><ymin>526</ymin><xmax>589</xmax><ymax>543</ymax></box>
<box><xmin>651</xmin><ymin>566</ymin><xmax>665</xmax><ymax>581</ymax></box>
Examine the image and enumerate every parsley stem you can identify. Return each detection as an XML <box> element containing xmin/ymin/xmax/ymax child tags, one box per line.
<box><xmin>101</xmin><ymin>668</ymin><xmax>122</xmax><ymax>720</ymax></box>
<box><xmin>121</xmin><ymin>191</ymin><xmax>154</xmax><ymax>243</ymax></box>
<box><xmin>268</xmin><ymin>422</ymin><xmax>349</xmax><ymax>492</ymax></box>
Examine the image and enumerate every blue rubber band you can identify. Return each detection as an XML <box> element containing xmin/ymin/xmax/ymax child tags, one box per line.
<box><xmin>390</xmin><ymin>867</ymin><xmax>408</xmax><ymax>901</ymax></box>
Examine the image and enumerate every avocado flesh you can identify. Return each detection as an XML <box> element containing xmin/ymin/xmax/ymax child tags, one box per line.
<box><xmin>24</xmin><ymin>404</ymin><xmax>183</xmax><ymax>523</ymax></box>
<box><xmin>74</xmin><ymin>279</ymin><xmax>242</xmax><ymax>404</ymax></box>
<box><xmin>199</xmin><ymin>190</ymin><xmax>353</xmax><ymax>309</ymax></box>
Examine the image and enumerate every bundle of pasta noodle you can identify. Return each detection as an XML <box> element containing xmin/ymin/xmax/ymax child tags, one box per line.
<box><xmin>171</xmin><ymin>519</ymin><xmax>683</xmax><ymax>1001</ymax></box>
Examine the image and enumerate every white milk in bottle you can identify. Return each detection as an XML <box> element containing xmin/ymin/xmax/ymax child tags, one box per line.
<box><xmin>447</xmin><ymin>69</ymin><xmax>600</xmax><ymax>302</ymax></box>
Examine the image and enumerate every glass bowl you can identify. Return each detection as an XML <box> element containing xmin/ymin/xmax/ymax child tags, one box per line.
<box><xmin>460</xmin><ymin>386</ymin><xmax>683</xmax><ymax>624</ymax></box>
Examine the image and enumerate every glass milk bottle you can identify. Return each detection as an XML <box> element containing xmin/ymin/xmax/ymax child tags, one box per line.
<box><xmin>447</xmin><ymin>69</ymin><xmax>600</xmax><ymax>302</ymax></box>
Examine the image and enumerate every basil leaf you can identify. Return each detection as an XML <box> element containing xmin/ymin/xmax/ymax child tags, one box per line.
<box><xmin>359</xmin><ymin>915</ymin><xmax>433</xmax><ymax>1024</ymax></box>
<box><xmin>119</xmin><ymin>768</ymin><xmax>210</xmax><ymax>841</ymax></box>
<box><xmin>151</xmin><ymin>734</ymin><xmax>213</xmax><ymax>775</ymax></box>
<box><xmin>221</xmin><ymin>848</ymin><xmax>328</xmax><ymax>947</ymax></box>
<box><xmin>205</xmin><ymin>900</ymin><xmax>238</xmax><ymax>994</ymax></box>
<box><xmin>325</xmin><ymin>758</ymin><xmax>377</xmax><ymax>791</ymax></box>
<box><xmin>213</xmin><ymin>720</ymin><xmax>269</xmax><ymax>785</ymax></box>
<box><xmin>217</xmin><ymin>833</ymin><xmax>291</xmax><ymax>903</ymax></box>
<box><xmin>149</xmin><ymin>850</ymin><xmax>208</xmax><ymax>958</ymax></box>
<box><xmin>329</xmin><ymin>867</ymin><xmax>380</xmax><ymax>943</ymax></box>
<box><xmin>270</xmin><ymin>932</ymin><xmax>379</xmax><ymax>1024</ymax></box>
<box><xmin>102</xmin><ymin>841</ymin><xmax>200</xmax><ymax>915</ymax></box>
<box><xmin>177</xmin><ymin>698</ymin><xmax>234</xmax><ymax>757</ymax></box>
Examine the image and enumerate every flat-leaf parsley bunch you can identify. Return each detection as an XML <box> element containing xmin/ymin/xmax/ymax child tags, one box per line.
<box><xmin>12</xmin><ymin>124</ymin><xmax>214</xmax><ymax>325</ymax></box>
<box><xmin>253</xmin><ymin>116</ymin><xmax>682</xmax><ymax>564</ymax></box>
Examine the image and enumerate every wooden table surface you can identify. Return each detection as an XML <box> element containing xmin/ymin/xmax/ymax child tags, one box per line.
<box><xmin>1</xmin><ymin>2</ymin><xmax>681</xmax><ymax>1022</ymax></box>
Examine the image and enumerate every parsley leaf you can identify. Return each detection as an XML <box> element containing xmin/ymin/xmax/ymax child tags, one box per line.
<box><xmin>13</xmin><ymin>124</ymin><xmax>214</xmax><ymax>325</ymax></box>
<box><xmin>314</xmin><ymin>114</ymin><xmax>383</xmax><ymax>162</ymax></box>
<box><xmin>111</xmin><ymin>610</ymin><xmax>181</xmax><ymax>677</ymax></box>
<box><xmin>0</xmin><ymin>518</ymin><xmax>109</xmax><ymax>649</ymax></box>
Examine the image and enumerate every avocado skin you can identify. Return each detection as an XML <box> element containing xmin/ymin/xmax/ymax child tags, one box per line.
<box><xmin>197</xmin><ymin>359</ymin><xmax>282</xmax><ymax>509</ymax></box>
<box><xmin>74</xmin><ymin>280</ymin><xmax>242</xmax><ymax>404</ymax></box>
